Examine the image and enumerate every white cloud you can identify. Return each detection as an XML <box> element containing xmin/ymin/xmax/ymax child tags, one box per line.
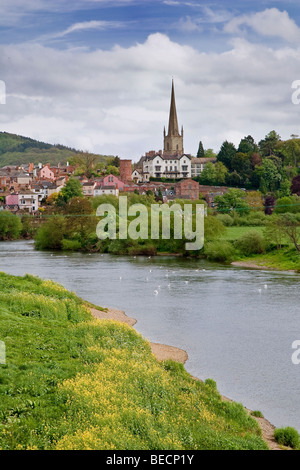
<box><xmin>224</xmin><ymin>8</ymin><xmax>300</xmax><ymax>43</ymax></box>
<box><xmin>0</xmin><ymin>33</ymin><xmax>299</xmax><ymax>160</ymax></box>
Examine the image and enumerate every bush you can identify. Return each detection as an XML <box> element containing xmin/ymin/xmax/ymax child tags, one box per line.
<box><xmin>204</xmin><ymin>240</ymin><xmax>236</xmax><ymax>263</ymax></box>
<box><xmin>0</xmin><ymin>211</ymin><xmax>22</xmax><ymax>240</ymax></box>
<box><xmin>216</xmin><ymin>214</ymin><xmax>234</xmax><ymax>226</ymax></box>
<box><xmin>274</xmin><ymin>427</ymin><xmax>300</xmax><ymax>449</ymax></box>
<box><xmin>61</xmin><ymin>239</ymin><xmax>82</xmax><ymax>251</ymax></box>
<box><xmin>234</xmin><ymin>230</ymin><xmax>265</xmax><ymax>256</ymax></box>
<box><xmin>34</xmin><ymin>216</ymin><xmax>66</xmax><ymax>250</ymax></box>
<box><xmin>237</xmin><ymin>212</ymin><xmax>267</xmax><ymax>227</ymax></box>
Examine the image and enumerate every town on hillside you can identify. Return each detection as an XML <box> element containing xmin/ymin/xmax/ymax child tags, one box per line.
<box><xmin>0</xmin><ymin>80</ymin><xmax>300</xmax><ymax>215</ymax></box>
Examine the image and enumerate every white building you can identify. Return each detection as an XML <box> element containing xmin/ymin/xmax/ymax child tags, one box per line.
<box><xmin>94</xmin><ymin>184</ymin><xmax>119</xmax><ymax>197</ymax></box>
<box><xmin>18</xmin><ymin>191</ymin><xmax>39</xmax><ymax>213</ymax></box>
<box><xmin>142</xmin><ymin>154</ymin><xmax>191</xmax><ymax>181</ymax></box>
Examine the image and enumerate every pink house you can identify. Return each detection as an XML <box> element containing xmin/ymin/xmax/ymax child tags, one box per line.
<box><xmin>39</xmin><ymin>165</ymin><xmax>55</xmax><ymax>181</ymax></box>
<box><xmin>5</xmin><ymin>194</ymin><xmax>19</xmax><ymax>206</ymax></box>
<box><xmin>102</xmin><ymin>174</ymin><xmax>125</xmax><ymax>190</ymax></box>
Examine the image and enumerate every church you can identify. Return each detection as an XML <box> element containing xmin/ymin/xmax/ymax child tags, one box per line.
<box><xmin>132</xmin><ymin>80</ymin><xmax>193</xmax><ymax>183</ymax></box>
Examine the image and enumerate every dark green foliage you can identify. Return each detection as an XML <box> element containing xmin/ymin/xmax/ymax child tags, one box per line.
<box><xmin>196</xmin><ymin>141</ymin><xmax>205</xmax><ymax>158</ymax></box>
<box><xmin>274</xmin><ymin>427</ymin><xmax>300</xmax><ymax>449</ymax></box>
<box><xmin>0</xmin><ymin>211</ymin><xmax>22</xmax><ymax>240</ymax></box>
<box><xmin>217</xmin><ymin>140</ymin><xmax>237</xmax><ymax>170</ymax></box>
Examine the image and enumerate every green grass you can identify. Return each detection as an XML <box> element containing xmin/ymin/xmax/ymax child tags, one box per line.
<box><xmin>234</xmin><ymin>248</ymin><xmax>300</xmax><ymax>272</ymax></box>
<box><xmin>0</xmin><ymin>272</ymin><xmax>269</xmax><ymax>450</ymax></box>
<box><xmin>220</xmin><ymin>226</ymin><xmax>265</xmax><ymax>241</ymax></box>
<box><xmin>218</xmin><ymin>226</ymin><xmax>300</xmax><ymax>271</ymax></box>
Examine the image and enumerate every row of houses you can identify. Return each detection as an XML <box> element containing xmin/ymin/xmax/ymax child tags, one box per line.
<box><xmin>131</xmin><ymin>153</ymin><xmax>217</xmax><ymax>183</ymax></box>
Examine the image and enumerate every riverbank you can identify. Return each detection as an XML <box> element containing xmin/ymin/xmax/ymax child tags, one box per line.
<box><xmin>0</xmin><ymin>271</ymin><xmax>273</xmax><ymax>450</ymax></box>
<box><xmin>231</xmin><ymin>251</ymin><xmax>299</xmax><ymax>272</ymax></box>
<box><xmin>89</xmin><ymin>304</ymin><xmax>281</xmax><ymax>450</ymax></box>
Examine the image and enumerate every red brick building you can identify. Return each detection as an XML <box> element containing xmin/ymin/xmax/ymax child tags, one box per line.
<box><xmin>175</xmin><ymin>179</ymin><xmax>200</xmax><ymax>200</ymax></box>
<box><xmin>119</xmin><ymin>159</ymin><xmax>132</xmax><ymax>184</ymax></box>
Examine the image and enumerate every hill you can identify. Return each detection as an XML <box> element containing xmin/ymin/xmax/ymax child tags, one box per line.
<box><xmin>0</xmin><ymin>131</ymin><xmax>113</xmax><ymax>167</ymax></box>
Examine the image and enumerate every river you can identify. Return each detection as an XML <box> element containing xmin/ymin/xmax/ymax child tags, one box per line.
<box><xmin>0</xmin><ymin>239</ymin><xmax>299</xmax><ymax>432</ymax></box>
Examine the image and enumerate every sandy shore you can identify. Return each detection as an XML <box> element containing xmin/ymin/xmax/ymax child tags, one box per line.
<box><xmin>90</xmin><ymin>305</ymin><xmax>282</xmax><ymax>450</ymax></box>
<box><xmin>231</xmin><ymin>260</ymin><xmax>273</xmax><ymax>270</ymax></box>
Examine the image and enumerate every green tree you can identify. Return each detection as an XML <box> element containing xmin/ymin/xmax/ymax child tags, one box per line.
<box><xmin>70</xmin><ymin>151</ymin><xmax>100</xmax><ymax>178</ymax></box>
<box><xmin>35</xmin><ymin>216</ymin><xmax>66</xmax><ymax>250</ymax></box>
<box><xmin>276</xmin><ymin>138</ymin><xmax>300</xmax><ymax>167</ymax></box>
<box><xmin>217</xmin><ymin>141</ymin><xmax>236</xmax><ymax>170</ymax></box>
<box><xmin>231</xmin><ymin>152</ymin><xmax>252</xmax><ymax>182</ymax></box>
<box><xmin>204</xmin><ymin>149</ymin><xmax>217</xmax><ymax>158</ymax></box>
<box><xmin>57</xmin><ymin>177</ymin><xmax>83</xmax><ymax>205</ymax></box>
<box><xmin>253</xmin><ymin>159</ymin><xmax>281</xmax><ymax>193</ymax></box>
<box><xmin>214</xmin><ymin>161</ymin><xmax>228</xmax><ymax>185</ymax></box>
<box><xmin>276</xmin><ymin>213</ymin><xmax>300</xmax><ymax>252</ymax></box>
<box><xmin>0</xmin><ymin>211</ymin><xmax>22</xmax><ymax>240</ymax></box>
<box><xmin>196</xmin><ymin>141</ymin><xmax>205</xmax><ymax>158</ymax></box>
<box><xmin>274</xmin><ymin>195</ymin><xmax>300</xmax><ymax>214</ymax></box>
<box><xmin>214</xmin><ymin>188</ymin><xmax>250</xmax><ymax>215</ymax></box>
<box><xmin>106</xmin><ymin>165</ymin><xmax>120</xmax><ymax>176</ymax></box>
<box><xmin>199</xmin><ymin>162</ymin><xmax>216</xmax><ymax>185</ymax></box>
<box><xmin>258</xmin><ymin>130</ymin><xmax>281</xmax><ymax>157</ymax></box>
<box><xmin>238</xmin><ymin>135</ymin><xmax>258</xmax><ymax>154</ymax></box>
<box><xmin>64</xmin><ymin>197</ymin><xmax>97</xmax><ymax>241</ymax></box>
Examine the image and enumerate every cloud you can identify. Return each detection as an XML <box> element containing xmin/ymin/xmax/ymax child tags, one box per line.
<box><xmin>224</xmin><ymin>8</ymin><xmax>300</xmax><ymax>43</ymax></box>
<box><xmin>176</xmin><ymin>16</ymin><xmax>202</xmax><ymax>32</ymax></box>
<box><xmin>0</xmin><ymin>33</ymin><xmax>299</xmax><ymax>160</ymax></box>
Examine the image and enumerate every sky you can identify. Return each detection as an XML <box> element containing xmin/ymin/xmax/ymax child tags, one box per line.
<box><xmin>1</xmin><ymin>0</ymin><xmax>300</xmax><ymax>162</ymax></box>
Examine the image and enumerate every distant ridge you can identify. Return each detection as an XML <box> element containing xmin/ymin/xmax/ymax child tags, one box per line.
<box><xmin>0</xmin><ymin>131</ymin><xmax>113</xmax><ymax>167</ymax></box>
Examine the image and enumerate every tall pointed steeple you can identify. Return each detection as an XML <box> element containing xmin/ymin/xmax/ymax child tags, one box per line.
<box><xmin>164</xmin><ymin>80</ymin><xmax>184</xmax><ymax>156</ymax></box>
<box><xmin>168</xmin><ymin>79</ymin><xmax>179</xmax><ymax>136</ymax></box>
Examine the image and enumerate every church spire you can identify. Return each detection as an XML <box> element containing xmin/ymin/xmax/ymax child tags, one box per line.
<box><xmin>163</xmin><ymin>79</ymin><xmax>184</xmax><ymax>156</ymax></box>
<box><xmin>168</xmin><ymin>79</ymin><xmax>179</xmax><ymax>136</ymax></box>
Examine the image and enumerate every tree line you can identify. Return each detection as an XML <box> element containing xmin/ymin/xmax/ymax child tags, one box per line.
<box><xmin>195</xmin><ymin>131</ymin><xmax>300</xmax><ymax>198</ymax></box>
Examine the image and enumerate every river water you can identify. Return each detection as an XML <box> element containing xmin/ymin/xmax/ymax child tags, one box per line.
<box><xmin>0</xmin><ymin>239</ymin><xmax>299</xmax><ymax>431</ymax></box>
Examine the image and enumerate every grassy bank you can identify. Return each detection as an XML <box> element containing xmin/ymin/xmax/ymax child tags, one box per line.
<box><xmin>212</xmin><ymin>225</ymin><xmax>300</xmax><ymax>272</ymax></box>
<box><xmin>0</xmin><ymin>272</ymin><xmax>269</xmax><ymax>450</ymax></box>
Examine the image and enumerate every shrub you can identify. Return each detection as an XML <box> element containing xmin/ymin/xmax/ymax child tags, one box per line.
<box><xmin>34</xmin><ymin>216</ymin><xmax>66</xmax><ymax>250</ymax></box>
<box><xmin>237</xmin><ymin>212</ymin><xmax>267</xmax><ymax>227</ymax></box>
<box><xmin>0</xmin><ymin>211</ymin><xmax>22</xmax><ymax>240</ymax></box>
<box><xmin>274</xmin><ymin>427</ymin><xmax>300</xmax><ymax>449</ymax></box>
<box><xmin>216</xmin><ymin>214</ymin><xmax>234</xmax><ymax>226</ymax></box>
<box><xmin>234</xmin><ymin>230</ymin><xmax>265</xmax><ymax>256</ymax></box>
<box><xmin>61</xmin><ymin>239</ymin><xmax>82</xmax><ymax>251</ymax></box>
<box><xmin>204</xmin><ymin>240</ymin><xmax>236</xmax><ymax>263</ymax></box>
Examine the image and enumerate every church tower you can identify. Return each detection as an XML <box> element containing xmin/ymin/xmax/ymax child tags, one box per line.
<box><xmin>163</xmin><ymin>80</ymin><xmax>184</xmax><ymax>156</ymax></box>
